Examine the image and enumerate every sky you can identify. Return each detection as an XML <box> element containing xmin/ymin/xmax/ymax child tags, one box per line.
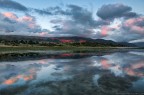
<box><xmin>0</xmin><ymin>0</ymin><xmax>144</xmax><ymax>42</ymax></box>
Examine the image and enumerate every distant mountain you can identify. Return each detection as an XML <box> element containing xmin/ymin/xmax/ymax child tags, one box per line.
<box><xmin>118</xmin><ymin>42</ymin><xmax>136</xmax><ymax>47</ymax></box>
<box><xmin>0</xmin><ymin>35</ymin><xmax>136</xmax><ymax>47</ymax></box>
<box><xmin>133</xmin><ymin>42</ymin><xmax>144</xmax><ymax>47</ymax></box>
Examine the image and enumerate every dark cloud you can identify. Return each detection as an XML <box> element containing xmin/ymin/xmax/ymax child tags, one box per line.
<box><xmin>3</xmin><ymin>17</ymin><xmax>16</xmax><ymax>23</ymax></box>
<box><xmin>0</xmin><ymin>0</ymin><xmax>28</xmax><ymax>11</ymax></box>
<box><xmin>67</xmin><ymin>5</ymin><xmax>110</xmax><ymax>27</ymax></box>
<box><xmin>0</xmin><ymin>0</ymin><xmax>64</xmax><ymax>15</ymax></box>
<box><xmin>35</xmin><ymin>4</ymin><xmax>109</xmax><ymax>27</ymax></box>
<box><xmin>49</xmin><ymin>5</ymin><xmax>111</xmax><ymax>38</ymax></box>
<box><xmin>51</xmin><ymin>5</ymin><xmax>109</xmax><ymax>27</ymax></box>
<box><xmin>97</xmin><ymin>4</ymin><xmax>137</xmax><ymax>20</ymax></box>
<box><xmin>34</xmin><ymin>9</ymin><xmax>52</xmax><ymax>15</ymax></box>
<box><xmin>33</xmin><ymin>6</ymin><xmax>69</xmax><ymax>16</ymax></box>
<box><xmin>0</xmin><ymin>0</ymin><xmax>108</xmax><ymax>28</ymax></box>
<box><xmin>0</xmin><ymin>0</ymin><xmax>61</xmax><ymax>15</ymax></box>
<box><xmin>67</xmin><ymin>4</ymin><xmax>95</xmax><ymax>26</ymax></box>
<box><xmin>123</xmin><ymin>12</ymin><xmax>138</xmax><ymax>18</ymax></box>
<box><xmin>50</xmin><ymin>19</ymin><xmax>108</xmax><ymax>38</ymax></box>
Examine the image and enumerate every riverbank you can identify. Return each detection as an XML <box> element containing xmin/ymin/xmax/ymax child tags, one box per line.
<box><xmin>0</xmin><ymin>45</ymin><xmax>142</xmax><ymax>53</ymax></box>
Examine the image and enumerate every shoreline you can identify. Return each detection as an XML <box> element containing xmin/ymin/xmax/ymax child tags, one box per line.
<box><xmin>0</xmin><ymin>48</ymin><xmax>142</xmax><ymax>62</ymax></box>
<box><xmin>0</xmin><ymin>46</ymin><xmax>142</xmax><ymax>51</ymax></box>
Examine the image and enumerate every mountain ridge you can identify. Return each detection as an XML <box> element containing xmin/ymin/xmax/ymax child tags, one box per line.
<box><xmin>0</xmin><ymin>35</ymin><xmax>136</xmax><ymax>47</ymax></box>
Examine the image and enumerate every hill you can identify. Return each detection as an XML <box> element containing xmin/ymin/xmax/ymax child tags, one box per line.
<box><xmin>0</xmin><ymin>35</ymin><xmax>136</xmax><ymax>47</ymax></box>
<box><xmin>132</xmin><ymin>42</ymin><xmax>144</xmax><ymax>47</ymax></box>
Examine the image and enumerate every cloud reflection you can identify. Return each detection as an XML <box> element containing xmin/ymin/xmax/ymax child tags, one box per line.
<box><xmin>0</xmin><ymin>50</ymin><xmax>144</xmax><ymax>94</ymax></box>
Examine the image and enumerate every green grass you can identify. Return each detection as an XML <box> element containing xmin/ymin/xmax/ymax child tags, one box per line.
<box><xmin>0</xmin><ymin>45</ymin><xmax>142</xmax><ymax>53</ymax></box>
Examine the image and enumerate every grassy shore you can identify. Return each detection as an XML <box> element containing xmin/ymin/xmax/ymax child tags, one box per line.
<box><xmin>0</xmin><ymin>45</ymin><xmax>143</xmax><ymax>61</ymax></box>
<box><xmin>0</xmin><ymin>45</ymin><xmax>142</xmax><ymax>52</ymax></box>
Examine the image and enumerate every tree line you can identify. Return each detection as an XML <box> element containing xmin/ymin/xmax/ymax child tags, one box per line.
<box><xmin>0</xmin><ymin>39</ymin><xmax>126</xmax><ymax>47</ymax></box>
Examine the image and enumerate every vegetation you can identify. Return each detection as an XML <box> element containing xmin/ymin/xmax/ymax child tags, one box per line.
<box><xmin>0</xmin><ymin>35</ymin><xmax>137</xmax><ymax>48</ymax></box>
<box><xmin>0</xmin><ymin>39</ymin><xmax>132</xmax><ymax>47</ymax></box>
<box><xmin>0</xmin><ymin>35</ymin><xmax>139</xmax><ymax>53</ymax></box>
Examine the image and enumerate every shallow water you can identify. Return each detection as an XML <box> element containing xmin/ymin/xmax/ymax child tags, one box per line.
<box><xmin>0</xmin><ymin>49</ymin><xmax>144</xmax><ymax>95</ymax></box>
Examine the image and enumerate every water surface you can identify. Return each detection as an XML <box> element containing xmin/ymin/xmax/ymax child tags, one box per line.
<box><xmin>0</xmin><ymin>49</ymin><xmax>144</xmax><ymax>95</ymax></box>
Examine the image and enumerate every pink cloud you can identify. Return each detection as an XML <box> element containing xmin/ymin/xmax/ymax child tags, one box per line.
<box><xmin>2</xmin><ymin>12</ymin><xmax>38</xmax><ymax>29</ymax></box>
<box><xmin>0</xmin><ymin>12</ymin><xmax>46</xmax><ymax>36</ymax></box>
<box><xmin>131</xmin><ymin>26</ymin><xmax>144</xmax><ymax>33</ymax></box>
<box><xmin>124</xmin><ymin>17</ymin><xmax>144</xmax><ymax>34</ymax></box>
<box><xmin>21</xmin><ymin>16</ymin><xmax>33</xmax><ymax>22</ymax></box>
<box><xmin>18</xmin><ymin>15</ymin><xmax>37</xmax><ymax>28</ymax></box>
<box><xmin>101</xmin><ymin>26</ymin><xmax>113</xmax><ymax>36</ymax></box>
<box><xmin>2</xmin><ymin>12</ymin><xmax>18</xmax><ymax>20</ymax></box>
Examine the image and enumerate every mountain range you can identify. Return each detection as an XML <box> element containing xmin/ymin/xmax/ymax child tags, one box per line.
<box><xmin>0</xmin><ymin>35</ymin><xmax>140</xmax><ymax>47</ymax></box>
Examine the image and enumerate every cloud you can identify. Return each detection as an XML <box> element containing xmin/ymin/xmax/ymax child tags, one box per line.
<box><xmin>0</xmin><ymin>1</ymin><xmax>143</xmax><ymax>42</ymax></box>
<box><xmin>49</xmin><ymin>5</ymin><xmax>111</xmax><ymax>38</ymax></box>
<box><xmin>50</xmin><ymin>19</ymin><xmax>108</xmax><ymax>38</ymax></box>
<box><xmin>48</xmin><ymin>4</ymin><xmax>112</xmax><ymax>38</ymax></box>
<box><xmin>101</xmin><ymin>26</ymin><xmax>114</xmax><ymax>36</ymax></box>
<box><xmin>34</xmin><ymin>9</ymin><xmax>52</xmax><ymax>15</ymax></box>
<box><xmin>105</xmin><ymin>29</ymin><xmax>143</xmax><ymax>42</ymax></box>
<box><xmin>2</xmin><ymin>12</ymin><xmax>18</xmax><ymax>20</ymax></box>
<box><xmin>0</xmin><ymin>0</ymin><xmax>62</xmax><ymax>16</ymax></box>
<box><xmin>0</xmin><ymin>12</ymin><xmax>50</xmax><ymax>36</ymax></box>
<box><xmin>0</xmin><ymin>0</ymin><xmax>65</xmax><ymax>15</ymax></box>
<box><xmin>35</xmin><ymin>4</ymin><xmax>109</xmax><ymax>27</ymax></box>
<box><xmin>95</xmin><ymin>3</ymin><xmax>144</xmax><ymax>42</ymax></box>
<box><xmin>33</xmin><ymin>6</ymin><xmax>69</xmax><ymax>16</ymax></box>
<box><xmin>58</xmin><ymin>5</ymin><xmax>109</xmax><ymax>27</ymax></box>
<box><xmin>97</xmin><ymin>3</ymin><xmax>137</xmax><ymax>20</ymax></box>
<box><xmin>104</xmin><ymin>16</ymin><xmax>144</xmax><ymax>42</ymax></box>
<box><xmin>49</xmin><ymin>4</ymin><xmax>143</xmax><ymax>41</ymax></box>
<box><xmin>129</xmin><ymin>38</ymin><xmax>144</xmax><ymax>43</ymax></box>
<box><xmin>0</xmin><ymin>0</ymin><xmax>28</xmax><ymax>11</ymax></box>
<box><xmin>67</xmin><ymin>4</ymin><xmax>95</xmax><ymax>26</ymax></box>
<box><xmin>123</xmin><ymin>16</ymin><xmax>144</xmax><ymax>34</ymax></box>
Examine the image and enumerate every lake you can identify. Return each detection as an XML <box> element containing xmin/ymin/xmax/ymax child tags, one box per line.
<box><xmin>0</xmin><ymin>49</ymin><xmax>144</xmax><ymax>95</ymax></box>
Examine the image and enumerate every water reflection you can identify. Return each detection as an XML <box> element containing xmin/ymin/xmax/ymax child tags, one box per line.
<box><xmin>0</xmin><ymin>50</ymin><xmax>144</xmax><ymax>95</ymax></box>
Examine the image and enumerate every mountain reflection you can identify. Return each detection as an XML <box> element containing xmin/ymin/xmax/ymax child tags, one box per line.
<box><xmin>0</xmin><ymin>50</ymin><xmax>144</xmax><ymax>95</ymax></box>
